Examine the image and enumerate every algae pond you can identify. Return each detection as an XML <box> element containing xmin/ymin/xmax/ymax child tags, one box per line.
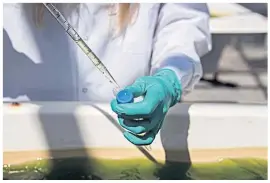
<box><xmin>3</xmin><ymin>157</ymin><xmax>267</xmax><ymax>180</ymax></box>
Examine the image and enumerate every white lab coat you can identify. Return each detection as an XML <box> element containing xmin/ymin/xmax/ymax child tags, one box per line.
<box><xmin>3</xmin><ymin>3</ymin><xmax>211</xmax><ymax>102</ymax></box>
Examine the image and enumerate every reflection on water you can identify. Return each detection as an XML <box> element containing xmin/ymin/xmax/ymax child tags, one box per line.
<box><xmin>3</xmin><ymin>157</ymin><xmax>267</xmax><ymax>180</ymax></box>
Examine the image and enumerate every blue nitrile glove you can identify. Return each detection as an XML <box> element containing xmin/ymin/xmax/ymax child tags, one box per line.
<box><xmin>111</xmin><ymin>68</ymin><xmax>182</xmax><ymax>145</ymax></box>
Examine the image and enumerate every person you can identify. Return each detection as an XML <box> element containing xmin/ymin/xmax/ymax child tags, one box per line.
<box><xmin>3</xmin><ymin>3</ymin><xmax>211</xmax><ymax>145</ymax></box>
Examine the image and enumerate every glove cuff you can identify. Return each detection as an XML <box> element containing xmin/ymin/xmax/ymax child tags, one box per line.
<box><xmin>154</xmin><ymin>68</ymin><xmax>182</xmax><ymax>106</ymax></box>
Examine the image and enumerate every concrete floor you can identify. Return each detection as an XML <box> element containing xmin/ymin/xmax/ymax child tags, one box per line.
<box><xmin>183</xmin><ymin>34</ymin><xmax>268</xmax><ymax>104</ymax></box>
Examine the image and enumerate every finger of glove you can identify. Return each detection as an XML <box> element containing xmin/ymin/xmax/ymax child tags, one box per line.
<box><xmin>123</xmin><ymin>131</ymin><xmax>156</xmax><ymax>146</ymax></box>
<box><xmin>118</xmin><ymin>114</ymin><xmax>160</xmax><ymax>135</ymax></box>
<box><xmin>110</xmin><ymin>78</ymin><xmax>146</xmax><ymax>115</ymax></box>
<box><xmin>123</xmin><ymin>116</ymin><xmax>164</xmax><ymax>146</ymax></box>
<box><xmin>125</xmin><ymin>80</ymin><xmax>147</xmax><ymax>98</ymax></box>
<box><xmin>111</xmin><ymin>92</ymin><xmax>160</xmax><ymax>118</ymax></box>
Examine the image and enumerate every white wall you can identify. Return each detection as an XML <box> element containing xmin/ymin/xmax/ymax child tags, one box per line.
<box><xmin>3</xmin><ymin>102</ymin><xmax>268</xmax><ymax>152</ymax></box>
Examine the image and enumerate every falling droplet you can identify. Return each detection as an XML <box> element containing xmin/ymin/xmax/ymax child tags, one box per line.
<box><xmin>145</xmin><ymin>145</ymin><xmax>152</xmax><ymax>151</ymax></box>
<box><xmin>218</xmin><ymin>157</ymin><xmax>224</xmax><ymax>162</ymax></box>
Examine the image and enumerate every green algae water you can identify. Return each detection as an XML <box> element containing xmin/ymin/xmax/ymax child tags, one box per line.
<box><xmin>3</xmin><ymin>158</ymin><xmax>267</xmax><ymax>180</ymax></box>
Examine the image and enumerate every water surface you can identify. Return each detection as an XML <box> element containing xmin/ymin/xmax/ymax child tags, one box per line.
<box><xmin>3</xmin><ymin>157</ymin><xmax>267</xmax><ymax>180</ymax></box>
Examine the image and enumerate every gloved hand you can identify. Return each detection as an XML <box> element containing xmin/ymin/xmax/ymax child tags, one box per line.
<box><xmin>111</xmin><ymin>68</ymin><xmax>182</xmax><ymax>145</ymax></box>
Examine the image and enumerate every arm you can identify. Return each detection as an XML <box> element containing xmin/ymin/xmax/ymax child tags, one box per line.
<box><xmin>111</xmin><ymin>4</ymin><xmax>212</xmax><ymax>145</ymax></box>
<box><xmin>151</xmin><ymin>3</ymin><xmax>212</xmax><ymax>95</ymax></box>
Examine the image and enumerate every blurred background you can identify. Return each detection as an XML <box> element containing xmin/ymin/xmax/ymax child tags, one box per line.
<box><xmin>182</xmin><ymin>3</ymin><xmax>268</xmax><ymax>104</ymax></box>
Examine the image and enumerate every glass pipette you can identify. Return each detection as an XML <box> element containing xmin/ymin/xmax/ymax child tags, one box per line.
<box><xmin>43</xmin><ymin>3</ymin><xmax>151</xmax><ymax>151</ymax></box>
<box><xmin>43</xmin><ymin>3</ymin><xmax>121</xmax><ymax>93</ymax></box>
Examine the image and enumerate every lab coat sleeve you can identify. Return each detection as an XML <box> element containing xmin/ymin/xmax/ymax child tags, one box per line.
<box><xmin>150</xmin><ymin>3</ymin><xmax>212</xmax><ymax>95</ymax></box>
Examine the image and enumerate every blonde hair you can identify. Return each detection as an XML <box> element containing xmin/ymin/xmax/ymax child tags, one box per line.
<box><xmin>34</xmin><ymin>3</ymin><xmax>139</xmax><ymax>33</ymax></box>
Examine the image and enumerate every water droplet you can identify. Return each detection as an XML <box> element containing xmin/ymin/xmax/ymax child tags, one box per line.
<box><xmin>145</xmin><ymin>145</ymin><xmax>152</xmax><ymax>151</ymax></box>
<box><xmin>218</xmin><ymin>157</ymin><xmax>224</xmax><ymax>162</ymax></box>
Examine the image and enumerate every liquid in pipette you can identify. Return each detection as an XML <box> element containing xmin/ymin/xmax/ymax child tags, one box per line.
<box><xmin>75</xmin><ymin>39</ymin><xmax>120</xmax><ymax>89</ymax></box>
